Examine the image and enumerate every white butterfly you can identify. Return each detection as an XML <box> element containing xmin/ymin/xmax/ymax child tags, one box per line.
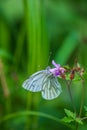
<box><xmin>22</xmin><ymin>67</ymin><xmax>62</xmax><ymax>100</ymax></box>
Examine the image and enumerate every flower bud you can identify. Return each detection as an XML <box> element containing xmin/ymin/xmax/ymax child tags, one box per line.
<box><xmin>80</xmin><ymin>68</ymin><xmax>84</xmax><ymax>76</ymax></box>
<box><xmin>70</xmin><ymin>70</ymin><xmax>75</xmax><ymax>80</ymax></box>
<box><xmin>61</xmin><ymin>74</ymin><xmax>66</xmax><ymax>79</ymax></box>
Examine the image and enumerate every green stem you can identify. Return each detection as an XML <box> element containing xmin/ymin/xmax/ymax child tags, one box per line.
<box><xmin>65</xmin><ymin>80</ymin><xmax>78</xmax><ymax>130</ymax></box>
<box><xmin>23</xmin><ymin>0</ymin><xmax>35</xmax><ymax>129</ymax></box>
<box><xmin>76</xmin><ymin>122</ymin><xmax>79</xmax><ymax>130</ymax></box>
<box><xmin>14</xmin><ymin>23</ymin><xmax>25</xmax><ymax>70</ymax></box>
<box><xmin>76</xmin><ymin>79</ymin><xmax>85</xmax><ymax>130</ymax></box>
<box><xmin>66</xmin><ymin>80</ymin><xmax>76</xmax><ymax>113</ymax></box>
<box><xmin>79</xmin><ymin>80</ymin><xmax>85</xmax><ymax>117</ymax></box>
<box><xmin>0</xmin><ymin>111</ymin><xmax>74</xmax><ymax>129</ymax></box>
<box><xmin>81</xmin><ymin>116</ymin><xmax>87</xmax><ymax>121</ymax></box>
<box><xmin>41</xmin><ymin>0</ymin><xmax>49</xmax><ymax>66</ymax></box>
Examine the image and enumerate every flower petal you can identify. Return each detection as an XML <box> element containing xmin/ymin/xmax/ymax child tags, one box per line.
<box><xmin>52</xmin><ymin>60</ymin><xmax>60</xmax><ymax>68</ymax></box>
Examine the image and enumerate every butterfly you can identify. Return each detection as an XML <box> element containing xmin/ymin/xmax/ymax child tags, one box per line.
<box><xmin>22</xmin><ymin>67</ymin><xmax>62</xmax><ymax>100</ymax></box>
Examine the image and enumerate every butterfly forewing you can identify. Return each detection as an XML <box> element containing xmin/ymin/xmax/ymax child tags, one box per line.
<box><xmin>42</xmin><ymin>76</ymin><xmax>62</xmax><ymax>100</ymax></box>
<box><xmin>22</xmin><ymin>70</ymin><xmax>46</xmax><ymax>92</ymax></box>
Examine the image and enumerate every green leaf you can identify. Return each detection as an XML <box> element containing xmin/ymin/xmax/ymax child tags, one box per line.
<box><xmin>61</xmin><ymin>116</ymin><xmax>74</xmax><ymax>123</ymax></box>
<box><xmin>0</xmin><ymin>49</ymin><xmax>13</xmax><ymax>61</ymax></box>
<box><xmin>75</xmin><ymin>117</ymin><xmax>83</xmax><ymax>125</ymax></box>
<box><xmin>85</xmin><ymin>114</ymin><xmax>87</xmax><ymax>116</ymax></box>
<box><xmin>55</xmin><ymin>32</ymin><xmax>79</xmax><ymax>65</ymax></box>
<box><xmin>64</xmin><ymin>109</ymin><xmax>76</xmax><ymax>119</ymax></box>
<box><xmin>62</xmin><ymin>109</ymin><xmax>83</xmax><ymax>125</ymax></box>
<box><xmin>73</xmin><ymin>73</ymin><xmax>81</xmax><ymax>81</ymax></box>
<box><xmin>82</xmin><ymin>72</ymin><xmax>87</xmax><ymax>84</ymax></box>
<box><xmin>84</xmin><ymin>106</ymin><xmax>87</xmax><ymax>116</ymax></box>
<box><xmin>84</xmin><ymin>106</ymin><xmax>87</xmax><ymax>112</ymax></box>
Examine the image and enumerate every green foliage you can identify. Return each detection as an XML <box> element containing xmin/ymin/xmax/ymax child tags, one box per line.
<box><xmin>55</xmin><ymin>32</ymin><xmax>79</xmax><ymax>65</ymax></box>
<box><xmin>0</xmin><ymin>49</ymin><xmax>13</xmax><ymax>61</ymax></box>
<box><xmin>75</xmin><ymin>117</ymin><xmax>83</xmax><ymax>125</ymax></box>
<box><xmin>61</xmin><ymin>116</ymin><xmax>74</xmax><ymax>123</ymax></box>
<box><xmin>84</xmin><ymin>106</ymin><xmax>87</xmax><ymax>116</ymax></box>
<box><xmin>62</xmin><ymin>109</ymin><xmax>83</xmax><ymax>125</ymax></box>
<box><xmin>64</xmin><ymin>109</ymin><xmax>76</xmax><ymax>119</ymax></box>
<box><xmin>84</xmin><ymin>106</ymin><xmax>87</xmax><ymax>112</ymax></box>
<box><xmin>0</xmin><ymin>111</ymin><xmax>60</xmax><ymax>124</ymax></box>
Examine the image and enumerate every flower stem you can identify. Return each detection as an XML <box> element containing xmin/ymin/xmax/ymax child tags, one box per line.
<box><xmin>66</xmin><ymin>80</ymin><xmax>76</xmax><ymax>113</ymax></box>
<box><xmin>79</xmin><ymin>79</ymin><xmax>85</xmax><ymax>117</ymax></box>
<box><xmin>66</xmin><ymin>80</ymin><xmax>78</xmax><ymax>130</ymax></box>
<box><xmin>76</xmin><ymin>79</ymin><xmax>85</xmax><ymax>130</ymax></box>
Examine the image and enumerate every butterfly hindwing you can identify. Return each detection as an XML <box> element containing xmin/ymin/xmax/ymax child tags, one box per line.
<box><xmin>22</xmin><ymin>70</ymin><xmax>46</xmax><ymax>92</ymax></box>
<box><xmin>42</xmin><ymin>76</ymin><xmax>62</xmax><ymax>100</ymax></box>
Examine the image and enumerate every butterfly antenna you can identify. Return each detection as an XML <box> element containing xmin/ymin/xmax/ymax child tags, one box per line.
<box><xmin>38</xmin><ymin>51</ymin><xmax>52</xmax><ymax>69</ymax></box>
<box><xmin>46</xmin><ymin>51</ymin><xmax>52</xmax><ymax>66</ymax></box>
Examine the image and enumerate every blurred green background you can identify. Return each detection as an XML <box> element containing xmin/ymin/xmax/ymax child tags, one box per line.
<box><xmin>0</xmin><ymin>0</ymin><xmax>87</xmax><ymax>130</ymax></box>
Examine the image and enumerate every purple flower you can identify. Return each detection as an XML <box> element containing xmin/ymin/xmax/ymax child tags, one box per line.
<box><xmin>49</xmin><ymin>60</ymin><xmax>65</xmax><ymax>77</ymax></box>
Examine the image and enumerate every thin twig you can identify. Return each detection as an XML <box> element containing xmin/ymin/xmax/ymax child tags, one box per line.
<box><xmin>81</xmin><ymin>116</ymin><xmax>87</xmax><ymax>121</ymax></box>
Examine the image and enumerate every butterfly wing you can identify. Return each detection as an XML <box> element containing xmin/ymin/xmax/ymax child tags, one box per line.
<box><xmin>42</xmin><ymin>76</ymin><xmax>62</xmax><ymax>100</ymax></box>
<box><xmin>22</xmin><ymin>70</ymin><xmax>46</xmax><ymax>92</ymax></box>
